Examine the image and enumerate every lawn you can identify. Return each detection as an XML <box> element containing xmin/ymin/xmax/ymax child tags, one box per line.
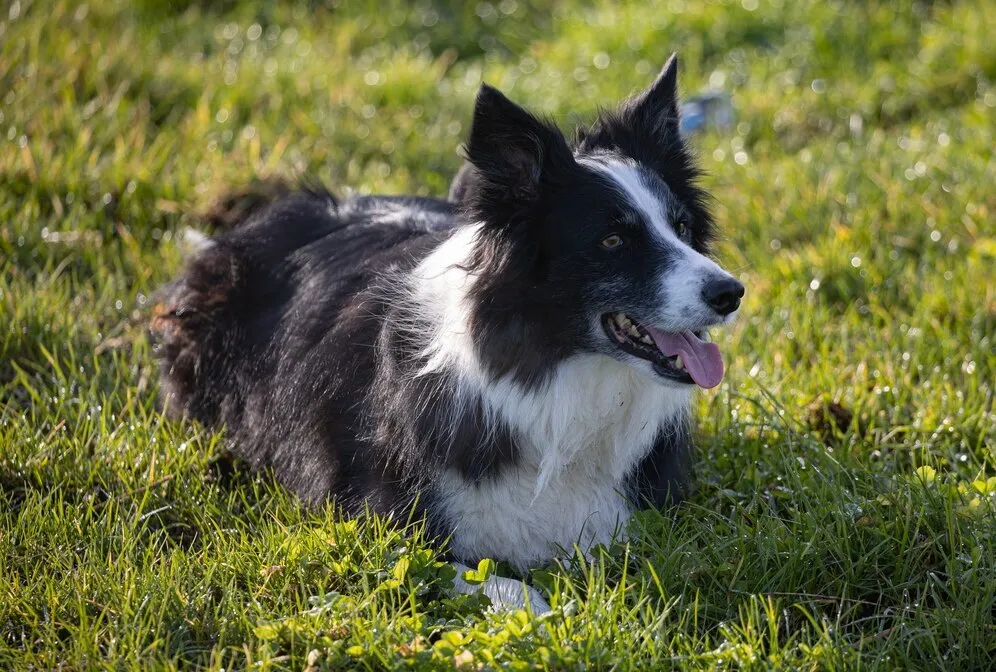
<box><xmin>1</xmin><ymin>0</ymin><xmax>994</xmax><ymax>669</ymax></box>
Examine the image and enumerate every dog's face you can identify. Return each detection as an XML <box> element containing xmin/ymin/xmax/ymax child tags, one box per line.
<box><xmin>460</xmin><ymin>55</ymin><xmax>743</xmax><ymax>389</ymax></box>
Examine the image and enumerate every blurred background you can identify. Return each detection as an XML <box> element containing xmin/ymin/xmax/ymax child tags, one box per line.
<box><xmin>1</xmin><ymin>0</ymin><xmax>994</xmax><ymax>667</ymax></box>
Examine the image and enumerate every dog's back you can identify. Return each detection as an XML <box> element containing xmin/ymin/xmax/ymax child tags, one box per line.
<box><xmin>152</xmin><ymin>189</ymin><xmax>457</xmax><ymax>506</ymax></box>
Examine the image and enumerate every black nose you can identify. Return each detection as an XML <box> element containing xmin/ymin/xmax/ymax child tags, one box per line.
<box><xmin>701</xmin><ymin>277</ymin><xmax>745</xmax><ymax>315</ymax></box>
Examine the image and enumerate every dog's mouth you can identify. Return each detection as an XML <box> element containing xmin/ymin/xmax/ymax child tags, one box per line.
<box><xmin>600</xmin><ymin>312</ymin><xmax>725</xmax><ymax>388</ymax></box>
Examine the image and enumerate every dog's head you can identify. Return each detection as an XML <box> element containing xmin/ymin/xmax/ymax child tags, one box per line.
<box><xmin>458</xmin><ymin>55</ymin><xmax>743</xmax><ymax>389</ymax></box>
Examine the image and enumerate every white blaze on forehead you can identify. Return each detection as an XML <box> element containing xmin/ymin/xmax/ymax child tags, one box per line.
<box><xmin>579</xmin><ymin>157</ymin><xmax>681</xmax><ymax>246</ymax></box>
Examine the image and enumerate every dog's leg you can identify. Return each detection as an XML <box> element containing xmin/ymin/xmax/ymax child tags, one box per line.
<box><xmin>450</xmin><ymin>563</ymin><xmax>551</xmax><ymax>614</ymax></box>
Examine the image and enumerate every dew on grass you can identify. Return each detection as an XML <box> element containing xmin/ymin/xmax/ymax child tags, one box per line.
<box><xmin>849</xmin><ymin>113</ymin><xmax>863</xmax><ymax>136</ymax></box>
<box><xmin>479</xmin><ymin>35</ymin><xmax>497</xmax><ymax>51</ymax></box>
<box><xmin>420</xmin><ymin>8</ymin><xmax>440</xmax><ymax>26</ymax></box>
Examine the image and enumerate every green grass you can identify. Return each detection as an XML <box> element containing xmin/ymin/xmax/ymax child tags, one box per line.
<box><xmin>2</xmin><ymin>0</ymin><xmax>994</xmax><ymax>668</ymax></box>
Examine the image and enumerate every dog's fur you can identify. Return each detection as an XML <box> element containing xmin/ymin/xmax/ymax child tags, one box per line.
<box><xmin>151</xmin><ymin>55</ymin><xmax>742</xmax><ymax>610</ymax></box>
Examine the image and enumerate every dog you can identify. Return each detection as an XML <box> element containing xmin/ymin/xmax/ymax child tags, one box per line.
<box><xmin>151</xmin><ymin>54</ymin><xmax>743</xmax><ymax>612</ymax></box>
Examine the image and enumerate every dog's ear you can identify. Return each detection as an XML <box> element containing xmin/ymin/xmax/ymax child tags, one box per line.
<box><xmin>464</xmin><ymin>84</ymin><xmax>574</xmax><ymax>203</ymax></box>
<box><xmin>621</xmin><ymin>54</ymin><xmax>681</xmax><ymax>140</ymax></box>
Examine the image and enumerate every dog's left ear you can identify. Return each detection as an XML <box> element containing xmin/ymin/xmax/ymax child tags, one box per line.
<box><xmin>621</xmin><ymin>53</ymin><xmax>681</xmax><ymax>139</ymax></box>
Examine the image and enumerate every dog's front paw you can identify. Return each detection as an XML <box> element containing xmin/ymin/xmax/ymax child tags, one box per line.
<box><xmin>482</xmin><ymin>577</ymin><xmax>551</xmax><ymax>614</ymax></box>
<box><xmin>450</xmin><ymin>563</ymin><xmax>551</xmax><ymax>615</ymax></box>
<box><xmin>514</xmin><ymin>583</ymin><xmax>551</xmax><ymax>615</ymax></box>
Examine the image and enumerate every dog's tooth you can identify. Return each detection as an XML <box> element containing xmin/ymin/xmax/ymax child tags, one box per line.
<box><xmin>640</xmin><ymin>334</ymin><xmax>654</xmax><ymax>345</ymax></box>
<box><xmin>674</xmin><ymin>355</ymin><xmax>684</xmax><ymax>370</ymax></box>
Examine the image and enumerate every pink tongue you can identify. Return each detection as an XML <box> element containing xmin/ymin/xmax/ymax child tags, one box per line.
<box><xmin>645</xmin><ymin>328</ymin><xmax>725</xmax><ymax>389</ymax></box>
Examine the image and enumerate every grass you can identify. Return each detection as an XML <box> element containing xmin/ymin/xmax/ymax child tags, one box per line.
<box><xmin>1</xmin><ymin>0</ymin><xmax>994</xmax><ymax>668</ymax></box>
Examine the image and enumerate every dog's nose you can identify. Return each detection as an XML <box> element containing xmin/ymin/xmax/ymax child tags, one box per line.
<box><xmin>701</xmin><ymin>277</ymin><xmax>745</xmax><ymax>315</ymax></box>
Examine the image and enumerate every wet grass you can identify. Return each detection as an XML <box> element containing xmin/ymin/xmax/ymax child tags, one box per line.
<box><xmin>1</xmin><ymin>0</ymin><xmax>994</xmax><ymax>668</ymax></box>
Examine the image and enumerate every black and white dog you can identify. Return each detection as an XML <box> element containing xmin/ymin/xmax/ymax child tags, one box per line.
<box><xmin>152</xmin><ymin>55</ymin><xmax>743</xmax><ymax>611</ymax></box>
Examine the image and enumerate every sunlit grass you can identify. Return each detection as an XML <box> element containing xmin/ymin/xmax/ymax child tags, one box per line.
<box><xmin>2</xmin><ymin>0</ymin><xmax>994</xmax><ymax>668</ymax></box>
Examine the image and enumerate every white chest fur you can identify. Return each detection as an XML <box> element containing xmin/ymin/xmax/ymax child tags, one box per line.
<box><xmin>441</xmin><ymin>458</ymin><xmax>635</xmax><ymax>572</ymax></box>
<box><xmin>441</xmin><ymin>354</ymin><xmax>692</xmax><ymax>571</ymax></box>
<box><xmin>411</xmin><ymin>227</ymin><xmax>694</xmax><ymax>571</ymax></box>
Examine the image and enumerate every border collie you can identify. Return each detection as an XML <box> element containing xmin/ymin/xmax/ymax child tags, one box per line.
<box><xmin>151</xmin><ymin>55</ymin><xmax>743</xmax><ymax>612</ymax></box>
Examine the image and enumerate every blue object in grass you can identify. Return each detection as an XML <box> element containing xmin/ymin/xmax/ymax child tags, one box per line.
<box><xmin>680</xmin><ymin>91</ymin><xmax>734</xmax><ymax>135</ymax></box>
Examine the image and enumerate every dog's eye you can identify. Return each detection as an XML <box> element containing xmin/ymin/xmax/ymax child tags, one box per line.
<box><xmin>675</xmin><ymin>220</ymin><xmax>688</xmax><ymax>238</ymax></box>
<box><xmin>600</xmin><ymin>234</ymin><xmax>625</xmax><ymax>250</ymax></box>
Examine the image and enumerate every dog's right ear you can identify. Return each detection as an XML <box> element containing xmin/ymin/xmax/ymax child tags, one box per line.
<box><xmin>622</xmin><ymin>53</ymin><xmax>681</xmax><ymax>140</ymax></box>
<box><xmin>464</xmin><ymin>84</ymin><xmax>574</xmax><ymax>204</ymax></box>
